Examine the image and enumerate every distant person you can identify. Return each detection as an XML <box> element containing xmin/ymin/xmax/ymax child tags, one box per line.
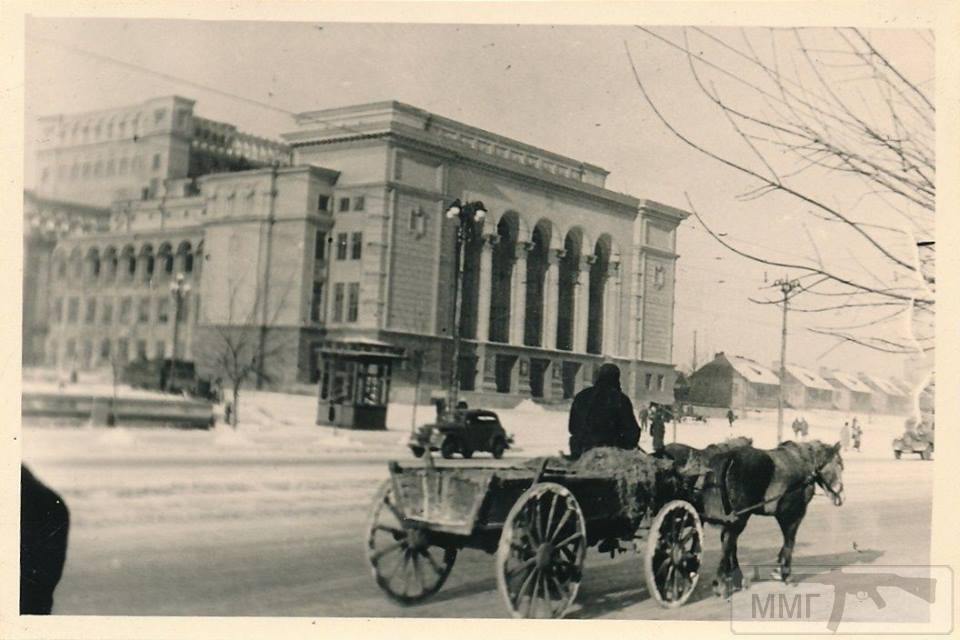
<box><xmin>852</xmin><ymin>422</ymin><xmax>863</xmax><ymax>452</ymax></box>
<box><xmin>792</xmin><ymin>417</ymin><xmax>803</xmax><ymax>439</ymax></box>
<box><xmin>568</xmin><ymin>363</ymin><xmax>640</xmax><ymax>458</ymax></box>
<box><xmin>638</xmin><ymin>406</ymin><xmax>649</xmax><ymax>433</ymax></box>
<box><xmin>801</xmin><ymin>417</ymin><xmax>810</xmax><ymax>439</ymax></box>
<box><xmin>840</xmin><ymin>421</ymin><xmax>851</xmax><ymax>451</ymax></box>
<box><xmin>726</xmin><ymin>408</ymin><xmax>736</xmax><ymax>428</ymax></box>
<box><xmin>650</xmin><ymin>402</ymin><xmax>667</xmax><ymax>453</ymax></box>
<box><xmin>21</xmin><ymin>466</ymin><xmax>70</xmax><ymax>614</ymax></box>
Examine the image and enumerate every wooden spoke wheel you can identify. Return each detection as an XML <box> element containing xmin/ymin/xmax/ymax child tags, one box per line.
<box><xmin>643</xmin><ymin>500</ymin><xmax>703</xmax><ymax>608</ymax></box>
<box><xmin>365</xmin><ymin>480</ymin><xmax>457</xmax><ymax>604</ymax></box>
<box><xmin>496</xmin><ymin>482</ymin><xmax>587</xmax><ymax>619</ymax></box>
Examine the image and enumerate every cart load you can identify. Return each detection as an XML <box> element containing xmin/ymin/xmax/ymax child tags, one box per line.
<box><xmin>365</xmin><ymin>447</ymin><xmax>706</xmax><ymax>618</ymax></box>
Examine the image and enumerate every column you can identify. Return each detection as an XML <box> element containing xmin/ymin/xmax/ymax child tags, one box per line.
<box><xmin>574</xmin><ymin>255</ymin><xmax>593</xmax><ymax>352</ymax></box>
<box><xmin>603</xmin><ymin>261</ymin><xmax>621</xmax><ymax>355</ymax></box>
<box><xmin>509</xmin><ymin>242</ymin><xmax>529</xmax><ymax>346</ymax></box>
<box><xmin>542</xmin><ymin>249</ymin><xmax>561</xmax><ymax>350</ymax></box>
<box><xmin>476</xmin><ymin>234</ymin><xmax>495</xmax><ymax>342</ymax></box>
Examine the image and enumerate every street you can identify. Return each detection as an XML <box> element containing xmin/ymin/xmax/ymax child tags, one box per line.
<box><xmin>23</xmin><ymin>423</ymin><xmax>932</xmax><ymax>619</ymax></box>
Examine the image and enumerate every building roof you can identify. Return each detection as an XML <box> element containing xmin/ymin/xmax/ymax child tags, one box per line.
<box><xmin>826</xmin><ymin>370</ymin><xmax>872</xmax><ymax>394</ymax></box>
<box><xmin>784</xmin><ymin>364</ymin><xmax>834</xmax><ymax>391</ymax></box>
<box><xmin>860</xmin><ymin>373</ymin><xmax>906</xmax><ymax>397</ymax></box>
<box><xmin>727</xmin><ymin>355</ymin><xmax>780</xmax><ymax>386</ymax></box>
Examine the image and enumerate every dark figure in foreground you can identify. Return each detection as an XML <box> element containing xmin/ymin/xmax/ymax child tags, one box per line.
<box><xmin>21</xmin><ymin>465</ymin><xmax>70</xmax><ymax>614</ymax></box>
<box><xmin>568</xmin><ymin>363</ymin><xmax>640</xmax><ymax>458</ymax></box>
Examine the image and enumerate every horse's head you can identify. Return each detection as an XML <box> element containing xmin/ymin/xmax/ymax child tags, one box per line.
<box><xmin>815</xmin><ymin>442</ymin><xmax>845</xmax><ymax>506</ymax></box>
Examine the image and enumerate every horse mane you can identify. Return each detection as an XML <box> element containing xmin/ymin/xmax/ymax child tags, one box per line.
<box><xmin>776</xmin><ymin>439</ymin><xmax>837</xmax><ymax>470</ymax></box>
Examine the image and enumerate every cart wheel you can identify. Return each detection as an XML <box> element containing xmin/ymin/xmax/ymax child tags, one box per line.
<box><xmin>496</xmin><ymin>482</ymin><xmax>586</xmax><ymax>618</ymax></box>
<box><xmin>894</xmin><ymin>450</ymin><xmax>902</xmax><ymax>459</ymax></box>
<box><xmin>461</xmin><ymin>448</ymin><xmax>473</xmax><ymax>459</ymax></box>
<box><xmin>365</xmin><ymin>480</ymin><xmax>457</xmax><ymax>604</ymax></box>
<box><xmin>491</xmin><ymin>438</ymin><xmax>506</xmax><ymax>460</ymax></box>
<box><xmin>643</xmin><ymin>500</ymin><xmax>703</xmax><ymax>608</ymax></box>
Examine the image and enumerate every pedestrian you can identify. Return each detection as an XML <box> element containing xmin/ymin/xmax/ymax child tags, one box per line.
<box><xmin>224</xmin><ymin>399</ymin><xmax>233</xmax><ymax>426</ymax></box>
<box><xmin>852</xmin><ymin>422</ymin><xmax>862</xmax><ymax>452</ymax></box>
<box><xmin>801</xmin><ymin>417</ymin><xmax>810</xmax><ymax>439</ymax></box>
<box><xmin>567</xmin><ymin>363</ymin><xmax>640</xmax><ymax>459</ymax></box>
<box><xmin>726</xmin><ymin>408</ymin><xmax>736</xmax><ymax>429</ymax></box>
<box><xmin>650</xmin><ymin>403</ymin><xmax>667</xmax><ymax>453</ymax></box>
<box><xmin>791</xmin><ymin>416</ymin><xmax>802</xmax><ymax>439</ymax></box>
<box><xmin>639</xmin><ymin>406</ymin><xmax>649</xmax><ymax>433</ymax></box>
<box><xmin>840</xmin><ymin>421</ymin><xmax>851</xmax><ymax>451</ymax></box>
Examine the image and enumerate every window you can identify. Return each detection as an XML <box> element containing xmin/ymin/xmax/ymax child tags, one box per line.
<box><xmin>178</xmin><ymin>297</ymin><xmax>189</xmax><ymax>323</ymax></box>
<box><xmin>176</xmin><ymin>110</ymin><xmax>187</xmax><ymax>128</ymax></box>
<box><xmin>119</xmin><ymin>297</ymin><xmax>132</xmax><ymax>324</ymax></box>
<box><xmin>94</xmin><ymin>161</ymin><xmax>103</xmax><ymax>177</ymax></box>
<box><xmin>317</xmin><ymin>195</ymin><xmax>329</xmax><ymax>211</ymax></box>
<box><xmin>353</xmin><ymin>196</ymin><xmax>365</xmax><ymax>211</ymax></box>
<box><xmin>106</xmin><ymin>159</ymin><xmax>115</xmax><ymax>176</ymax></box>
<box><xmin>67</xmin><ymin>298</ymin><xmax>79</xmax><ymax>323</ymax></box>
<box><xmin>657</xmin><ymin>374</ymin><xmax>665</xmax><ymax>391</ymax></box>
<box><xmin>336</xmin><ymin>233</ymin><xmax>348</xmax><ymax>260</ymax></box>
<box><xmin>118</xmin><ymin>338</ymin><xmax>129</xmax><ymax>363</ymax></box>
<box><xmin>102</xmin><ymin>300</ymin><xmax>113</xmax><ymax>325</ymax></box>
<box><xmin>338</xmin><ymin>197</ymin><xmax>351</xmax><ymax>212</ymax></box>
<box><xmin>41</xmin><ymin>167</ymin><xmax>50</xmax><ymax>182</ymax></box>
<box><xmin>645</xmin><ymin>373</ymin><xmax>653</xmax><ymax>390</ymax></box>
<box><xmin>155</xmin><ymin>341</ymin><xmax>165</xmax><ymax>358</ymax></box>
<box><xmin>48</xmin><ymin>340</ymin><xmax>58</xmax><ymax>366</ymax></box>
<box><xmin>82</xmin><ymin>339</ymin><xmax>92</xmax><ymax>367</ymax></box>
<box><xmin>332</xmin><ymin>283</ymin><xmax>344</xmax><ymax>322</ymax></box>
<box><xmin>53</xmin><ymin>298</ymin><xmax>63</xmax><ymax>323</ymax></box>
<box><xmin>65</xmin><ymin>338</ymin><xmax>76</xmax><ymax>360</ymax></box>
<box><xmin>347</xmin><ymin>283</ymin><xmax>360</xmax><ymax>322</ymax></box>
<box><xmin>314</xmin><ymin>231</ymin><xmax>326</xmax><ymax>261</ymax></box>
<box><xmin>409</xmin><ymin>207</ymin><xmax>426</xmax><ymax>235</ymax></box>
<box><xmin>82</xmin><ymin>162</ymin><xmax>91</xmax><ymax>177</ymax></box>
<box><xmin>310</xmin><ymin>282</ymin><xmax>324</xmax><ymax>323</ymax></box>
<box><xmin>70</xmin><ymin>164</ymin><xmax>79</xmax><ymax>179</ymax></box>
<box><xmin>100</xmin><ymin>339</ymin><xmax>111</xmax><ymax>360</ymax></box>
<box><xmin>157</xmin><ymin>298</ymin><xmax>169</xmax><ymax>323</ymax></box>
<box><xmin>351</xmin><ymin>232</ymin><xmax>363</xmax><ymax>260</ymax></box>
<box><xmin>152</xmin><ymin>154</ymin><xmax>161</xmax><ymax>170</ymax></box>
<box><xmin>154</xmin><ymin>108</ymin><xmax>166</xmax><ymax>124</ymax></box>
<box><xmin>138</xmin><ymin>297</ymin><xmax>151</xmax><ymax>323</ymax></box>
<box><xmin>119</xmin><ymin>158</ymin><xmax>129</xmax><ymax>175</ymax></box>
<box><xmin>136</xmin><ymin>340</ymin><xmax>147</xmax><ymax>360</ymax></box>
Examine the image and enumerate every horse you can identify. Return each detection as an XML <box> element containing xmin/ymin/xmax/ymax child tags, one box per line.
<box><xmin>708</xmin><ymin>440</ymin><xmax>844</xmax><ymax>597</ymax></box>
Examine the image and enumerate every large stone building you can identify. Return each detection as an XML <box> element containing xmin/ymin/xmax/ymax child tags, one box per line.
<box><xmin>36</xmin><ymin>98</ymin><xmax>688</xmax><ymax>404</ymax></box>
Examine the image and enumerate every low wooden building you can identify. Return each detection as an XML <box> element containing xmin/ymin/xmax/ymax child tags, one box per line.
<box><xmin>688</xmin><ymin>352</ymin><xmax>780</xmax><ymax>410</ymax></box>
<box><xmin>821</xmin><ymin>369</ymin><xmax>872</xmax><ymax>413</ymax></box>
<box><xmin>781</xmin><ymin>364</ymin><xmax>835</xmax><ymax>410</ymax></box>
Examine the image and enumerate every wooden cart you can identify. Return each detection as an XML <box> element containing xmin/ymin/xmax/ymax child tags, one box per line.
<box><xmin>365</xmin><ymin>454</ymin><xmax>705</xmax><ymax>618</ymax></box>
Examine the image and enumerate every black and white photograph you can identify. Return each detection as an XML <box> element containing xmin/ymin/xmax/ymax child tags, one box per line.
<box><xmin>5</xmin><ymin>1</ymin><xmax>957</xmax><ymax>636</ymax></box>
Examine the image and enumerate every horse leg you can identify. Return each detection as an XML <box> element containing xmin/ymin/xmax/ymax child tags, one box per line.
<box><xmin>773</xmin><ymin>503</ymin><xmax>807</xmax><ymax>582</ymax></box>
<box><xmin>713</xmin><ymin>517</ymin><xmax>748</xmax><ymax>598</ymax></box>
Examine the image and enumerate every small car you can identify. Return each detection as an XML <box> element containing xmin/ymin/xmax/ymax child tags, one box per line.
<box><xmin>892</xmin><ymin>428</ymin><xmax>934</xmax><ymax>460</ymax></box>
<box><xmin>409</xmin><ymin>409</ymin><xmax>514</xmax><ymax>459</ymax></box>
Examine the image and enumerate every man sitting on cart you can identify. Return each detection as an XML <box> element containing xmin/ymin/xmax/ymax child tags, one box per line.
<box><xmin>568</xmin><ymin>363</ymin><xmax>641</xmax><ymax>458</ymax></box>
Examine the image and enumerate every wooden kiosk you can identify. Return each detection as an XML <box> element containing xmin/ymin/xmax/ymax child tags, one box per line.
<box><xmin>316</xmin><ymin>339</ymin><xmax>405</xmax><ymax>430</ymax></box>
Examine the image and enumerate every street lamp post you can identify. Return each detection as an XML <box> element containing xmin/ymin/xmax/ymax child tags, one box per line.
<box><xmin>167</xmin><ymin>272</ymin><xmax>192</xmax><ymax>393</ymax></box>
<box><xmin>444</xmin><ymin>199</ymin><xmax>487</xmax><ymax>417</ymax></box>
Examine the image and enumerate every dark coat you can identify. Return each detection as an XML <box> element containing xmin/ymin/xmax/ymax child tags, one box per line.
<box><xmin>21</xmin><ymin>466</ymin><xmax>70</xmax><ymax>614</ymax></box>
<box><xmin>568</xmin><ymin>364</ymin><xmax>640</xmax><ymax>458</ymax></box>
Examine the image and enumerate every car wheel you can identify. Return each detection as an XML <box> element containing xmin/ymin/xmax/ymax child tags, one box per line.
<box><xmin>894</xmin><ymin>450</ymin><xmax>902</xmax><ymax>459</ymax></box>
<box><xmin>461</xmin><ymin>449</ymin><xmax>473</xmax><ymax>459</ymax></box>
<box><xmin>441</xmin><ymin>438</ymin><xmax>458</xmax><ymax>459</ymax></box>
<box><xmin>491</xmin><ymin>439</ymin><xmax>506</xmax><ymax>459</ymax></box>
<box><xmin>411</xmin><ymin>446</ymin><xmax>425</xmax><ymax>458</ymax></box>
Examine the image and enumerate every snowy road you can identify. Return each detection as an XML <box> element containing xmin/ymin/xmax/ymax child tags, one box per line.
<box><xmin>24</xmin><ymin>424</ymin><xmax>932</xmax><ymax>619</ymax></box>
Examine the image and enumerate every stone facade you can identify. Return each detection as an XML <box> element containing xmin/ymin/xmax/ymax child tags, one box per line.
<box><xmin>36</xmin><ymin>98</ymin><xmax>688</xmax><ymax>403</ymax></box>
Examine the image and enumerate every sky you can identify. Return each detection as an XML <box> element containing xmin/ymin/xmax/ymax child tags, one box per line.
<box><xmin>23</xmin><ymin>18</ymin><xmax>935</xmax><ymax>380</ymax></box>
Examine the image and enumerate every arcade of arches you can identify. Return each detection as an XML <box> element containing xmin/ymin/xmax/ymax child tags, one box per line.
<box><xmin>457</xmin><ymin>214</ymin><xmax>624</xmax><ymax>398</ymax></box>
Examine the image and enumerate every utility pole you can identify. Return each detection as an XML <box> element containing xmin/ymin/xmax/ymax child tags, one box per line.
<box><xmin>775</xmin><ymin>276</ymin><xmax>801</xmax><ymax>444</ymax></box>
<box><xmin>256</xmin><ymin>162</ymin><xmax>279</xmax><ymax>389</ymax></box>
<box><xmin>692</xmin><ymin>330</ymin><xmax>698</xmax><ymax>372</ymax></box>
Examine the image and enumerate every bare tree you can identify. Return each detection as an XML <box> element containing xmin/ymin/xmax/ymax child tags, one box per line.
<box><xmin>198</xmin><ymin>271</ymin><xmax>296</xmax><ymax>429</ymax></box>
<box><xmin>626</xmin><ymin>27</ymin><xmax>934</xmax><ymax>355</ymax></box>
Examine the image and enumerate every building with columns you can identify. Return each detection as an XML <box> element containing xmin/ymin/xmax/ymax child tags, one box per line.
<box><xmin>36</xmin><ymin>98</ymin><xmax>688</xmax><ymax>405</ymax></box>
